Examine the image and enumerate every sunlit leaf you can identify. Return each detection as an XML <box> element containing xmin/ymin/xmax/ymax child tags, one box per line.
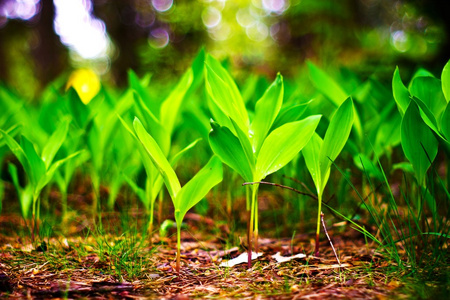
<box><xmin>303</xmin><ymin>132</ymin><xmax>323</xmax><ymax>194</ymax></box>
<box><xmin>442</xmin><ymin>59</ymin><xmax>450</xmax><ymax>102</ymax></box>
<box><xmin>41</xmin><ymin>118</ymin><xmax>70</xmax><ymax>169</ymax></box>
<box><xmin>255</xmin><ymin>115</ymin><xmax>321</xmax><ymax>181</ymax></box>
<box><xmin>401</xmin><ymin>102</ymin><xmax>438</xmax><ymax>185</ymax></box>
<box><xmin>205</xmin><ymin>55</ymin><xmax>248</xmax><ymax>132</ymax></box>
<box><xmin>307</xmin><ymin>61</ymin><xmax>347</xmax><ymax>106</ymax></box>
<box><xmin>319</xmin><ymin>97</ymin><xmax>354</xmax><ymax>186</ymax></box>
<box><xmin>133</xmin><ymin>117</ymin><xmax>181</xmax><ymax>199</ymax></box>
<box><xmin>271</xmin><ymin>102</ymin><xmax>310</xmax><ymax>129</ymax></box>
<box><xmin>392</xmin><ymin>67</ymin><xmax>410</xmax><ymax>115</ymax></box>
<box><xmin>174</xmin><ymin>156</ymin><xmax>222</xmax><ymax>224</ymax></box>
<box><xmin>251</xmin><ymin>73</ymin><xmax>284</xmax><ymax>154</ymax></box>
<box><xmin>160</xmin><ymin>68</ymin><xmax>193</xmax><ymax>135</ymax></box>
<box><xmin>21</xmin><ymin>136</ymin><xmax>46</xmax><ymax>189</ymax></box>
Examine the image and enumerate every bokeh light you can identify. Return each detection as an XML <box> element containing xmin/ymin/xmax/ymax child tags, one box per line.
<box><xmin>148</xmin><ymin>28</ymin><xmax>170</xmax><ymax>49</ymax></box>
<box><xmin>53</xmin><ymin>0</ymin><xmax>111</xmax><ymax>60</ymax></box>
<box><xmin>0</xmin><ymin>0</ymin><xmax>39</xmax><ymax>21</ymax></box>
<box><xmin>152</xmin><ymin>0</ymin><xmax>173</xmax><ymax>13</ymax></box>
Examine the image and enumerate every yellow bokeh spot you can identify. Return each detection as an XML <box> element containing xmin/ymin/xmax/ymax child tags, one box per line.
<box><xmin>66</xmin><ymin>69</ymin><xmax>101</xmax><ymax>105</ymax></box>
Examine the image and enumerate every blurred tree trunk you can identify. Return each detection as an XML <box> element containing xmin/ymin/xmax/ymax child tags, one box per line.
<box><xmin>31</xmin><ymin>0</ymin><xmax>68</xmax><ymax>88</ymax></box>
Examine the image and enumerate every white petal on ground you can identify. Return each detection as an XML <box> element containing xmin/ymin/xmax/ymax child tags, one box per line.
<box><xmin>271</xmin><ymin>252</ymin><xmax>306</xmax><ymax>263</ymax></box>
<box><xmin>220</xmin><ymin>252</ymin><xmax>263</xmax><ymax>267</ymax></box>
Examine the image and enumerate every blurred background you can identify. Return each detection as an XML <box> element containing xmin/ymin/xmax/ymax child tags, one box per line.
<box><xmin>0</xmin><ymin>0</ymin><xmax>449</xmax><ymax>99</ymax></box>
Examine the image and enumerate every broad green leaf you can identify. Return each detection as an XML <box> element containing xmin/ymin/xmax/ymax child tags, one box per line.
<box><xmin>442</xmin><ymin>59</ymin><xmax>450</xmax><ymax>102</ymax></box>
<box><xmin>41</xmin><ymin>118</ymin><xmax>70</xmax><ymax>169</ymax></box>
<box><xmin>205</xmin><ymin>55</ymin><xmax>248</xmax><ymax>132</ymax></box>
<box><xmin>230</xmin><ymin>118</ymin><xmax>255</xmax><ymax>170</ymax></box>
<box><xmin>307</xmin><ymin>61</ymin><xmax>347</xmax><ymax>106</ymax></box>
<box><xmin>409</xmin><ymin>76</ymin><xmax>447</xmax><ymax>119</ymax></box>
<box><xmin>441</xmin><ymin>103</ymin><xmax>450</xmax><ymax>140</ymax></box>
<box><xmin>401</xmin><ymin>102</ymin><xmax>438</xmax><ymax>185</ymax></box>
<box><xmin>133</xmin><ymin>92</ymin><xmax>170</xmax><ymax>155</ymax></box>
<box><xmin>251</xmin><ymin>73</ymin><xmax>284</xmax><ymax>154</ymax></box>
<box><xmin>392</xmin><ymin>67</ymin><xmax>410</xmax><ymax>115</ymax></box>
<box><xmin>271</xmin><ymin>102</ymin><xmax>310</xmax><ymax>129</ymax></box>
<box><xmin>256</xmin><ymin>115</ymin><xmax>321</xmax><ymax>181</ymax></box>
<box><xmin>174</xmin><ymin>156</ymin><xmax>223</xmax><ymax>224</ymax></box>
<box><xmin>0</xmin><ymin>131</ymin><xmax>32</xmax><ymax>182</ymax></box>
<box><xmin>410</xmin><ymin>97</ymin><xmax>447</xmax><ymax>141</ymax></box>
<box><xmin>160</xmin><ymin>68</ymin><xmax>193</xmax><ymax>135</ymax></box>
<box><xmin>133</xmin><ymin>117</ymin><xmax>181</xmax><ymax>199</ymax></box>
<box><xmin>21</xmin><ymin>136</ymin><xmax>46</xmax><ymax>189</ymax></box>
<box><xmin>303</xmin><ymin>133</ymin><xmax>323</xmax><ymax>194</ymax></box>
<box><xmin>208</xmin><ymin>121</ymin><xmax>253</xmax><ymax>182</ymax></box>
<box><xmin>374</xmin><ymin>112</ymin><xmax>402</xmax><ymax>156</ymax></box>
<box><xmin>319</xmin><ymin>97</ymin><xmax>354</xmax><ymax>186</ymax></box>
<box><xmin>0</xmin><ymin>124</ymin><xmax>21</xmax><ymax>147</ymax></box>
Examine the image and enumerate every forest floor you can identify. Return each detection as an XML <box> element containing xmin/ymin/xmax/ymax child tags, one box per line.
<box><xmin>1</xmin><ymin>211</ymin><xmax>448</xmax><ymax>300</ymax></box>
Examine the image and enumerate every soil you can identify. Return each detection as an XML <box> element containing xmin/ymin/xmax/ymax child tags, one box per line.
<box><xmin>1</xmin><ymin>211</ymin><xmax>439</xmax><ymax>300</ymax></box>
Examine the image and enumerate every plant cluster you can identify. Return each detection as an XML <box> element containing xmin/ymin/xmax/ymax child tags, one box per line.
<box><xmin>0</xmin><ymin>50</ymin><xmax>448</xmax><ymax>275</ymax></box>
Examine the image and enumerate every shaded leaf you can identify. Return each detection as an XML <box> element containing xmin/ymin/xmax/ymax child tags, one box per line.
<box><xmin>409</xmin><ymin>76</ymin><xmax>447</xmax><ymax>119</ymax></box>
<box><xmin>209</xmin><ymin>121</ymin><xmax>253</xmax><ymax>182</ymax></box>
<box><xmin>401</xmin><ymin>102</ymin><xmax>438</xmax><ymax>185</ymax></box>
<box><xmin>441</xmin><ymin>103</ymin><xmax>450</xmax><ymax>141</ymax></box>
<box><xmin>303</xmin><ymin>132</ymin><xmax>323</xmax><ymax>194</ymax></box>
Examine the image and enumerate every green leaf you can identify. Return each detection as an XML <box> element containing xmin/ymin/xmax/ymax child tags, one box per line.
<box><xmin>8</xmin><ymin>163</ymin><xmax>33</xmax><ymax>219</ymax></box>
<box><xmin>230</xmin><ymin>118</ymin><xmax>255</xmax><ymax>170</ymax></box>
<box><xmin>411</xmin><ymin>96</ymin><xmax>446</xmax><ymax>141</ymax></box>
<box><xmin>303</xmin><ymin>133</ymin><xmax>323</xmax><ymax>194</ymax></box>
<box><xmin>0</xmin><ymin>130</ymin><xmax>32</xmax><ymax>185</ymax></box>
<box><xmin>441</xmin><ymin>103</ymin><xmax>450</xmax><ymax>140</ymax></box>
<box><xmin>41</xmin><ymin>118</ymin><xmax>70</xmax><ymax>169</ymax></box>
<box><xmin>442</xmin><ymin>59</ymin><xmax>450</xmax><ymax>102</ymax></box>
<box><xmin>21</xmin><ymin>136</ymin><xmax>46</xmax><ymax>189</ymax></box>
<box><xmin>319</xmin><ymin>97</ymin><xmax>354</xmax><ymax>187</ymax></box>
<box><xmin>160</xmin><ymin>68</ymin><xmax>193</xmax><ymax>135</ymax></box>
<box><xmin>271</xmin><ymin>102</ymin><xmax>310</xmax><ymax>129</ymax></box>
<box><xmin>174</xmin><ymin>156</ymin><xmax>223</xmax><ymax>224</ymax></box>
<box><xmin>205</xmin><ymin>55</ymin><xmax>248</xmax><ymax>132</ymax></box>
<box><xmin>68</xmin><ymin>88</ymin><xmax>90</xmax><ymax>128</ymax></box>
<box><xmin>128</xmin><ymin>70</ymin><xmax>159</xmax><ymax>116</ymax></box>
<box><xmin>251</xmin><ymin>73</ymin><xmax>284</xmax><ymax>154</ymax></box>
<box><xmin>409</xmin><ymin>76</ymin><xmax>447</xmax><ymax>119</ymax></box>
<box><xmin>208</xmin><ymin>121</ymin><xmax>253</xmax><ymax>182</ymax></box>
<box><xmin>133</xmin><ymin>117</ymin><xmax>181</xmax><ymax>199</ymax></box>
<box><xmin>392</xmin><ymin>67</ymin><xmax>411</xmax><ymax>115</ymax></box>
<box><xmin>354</xmin><ymin>154</ymin><xmax>383</xmax><ymax>180</ymax></box>
<box><xmin>133</xmin><ymin>92</ymin><xmax>170</xmax><ymax>155</ymax></box>
<box><xmin>255</xmin><ymin>115</ymin><xmax>321</xmax><ymax>181</ymax></box>
<box><xmin>38</xmin><ymin>151</ymin><xmax>83</xmax><ymax>192</ymax></box>
<box><xmin>401</xmin><ymin>102</ymin><xmax>438</xmax><ymax>185</ymax></box>
<box><xmin>307</xmin><ymin>61</ymin><xmax>347</xmax><ymax>106</ymax></box>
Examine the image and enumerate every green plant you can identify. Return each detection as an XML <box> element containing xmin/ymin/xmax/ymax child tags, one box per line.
<box><xmin>133</xmin><ymin>117</ymin><xmax>223</xmax><ymax>273</ymax></box>
<box><xmin>205</xmin><ymin>55</ymin><xmax>321</xmax><ymax>266</ymax></box>
<box><xmin>0</xmin><ymin>118</ymin><xmax>81</xmax><ymax>241</ymax></box>
<box><xmin>302</xmin><ymin>97</ymin><xmax>354</xmax><ymax>256</ymax></box>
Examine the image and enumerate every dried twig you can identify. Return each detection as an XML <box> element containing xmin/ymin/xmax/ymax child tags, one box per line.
<box><xmin>242</xmin><ymin>181</ymin><xmax>318</xmax><ymax>200</ymax></box>
<box><xmin>321</xmin><ymin>212</ymin><xmax>341</xmax><ymax>266</ymax></box>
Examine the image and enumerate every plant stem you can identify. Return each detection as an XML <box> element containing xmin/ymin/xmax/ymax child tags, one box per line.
<box><xmin>248</xmin><ymin>184</ymin><xmax>259</xmax><ymax>267</ymax></box>
<box><xmin>176</xmin><ymin>223</ymin><xmax>181</xmax><ymax>273</ymax></box>
<box><xmin>315</xmin><ymin>192</ymin><xmax>322</xmax><ymax>256</ymax></box>
<box><xmin>254</xmin><ymin>185</ymin><xmax>259</xmax><ymax>253</ymax></box>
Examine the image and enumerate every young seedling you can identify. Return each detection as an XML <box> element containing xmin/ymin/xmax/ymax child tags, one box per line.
<box><xmin>205</xmin><ymin>55</ymin><xmax>321</xmax><ymax>267</ymax></box>
<box><xmin>133</xmin><ymin>117</ymin><xmax>223</xmax><ymax>273</ymax></box>
<box><xmin>0</xmin><ymin>118</ymin><xmax>81</xmax><ymax>241</ymax></box>
<box><xmin>302</xmin><ymin>97</ymin><xmax>354</xmax><ymax>256</ymax></box>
